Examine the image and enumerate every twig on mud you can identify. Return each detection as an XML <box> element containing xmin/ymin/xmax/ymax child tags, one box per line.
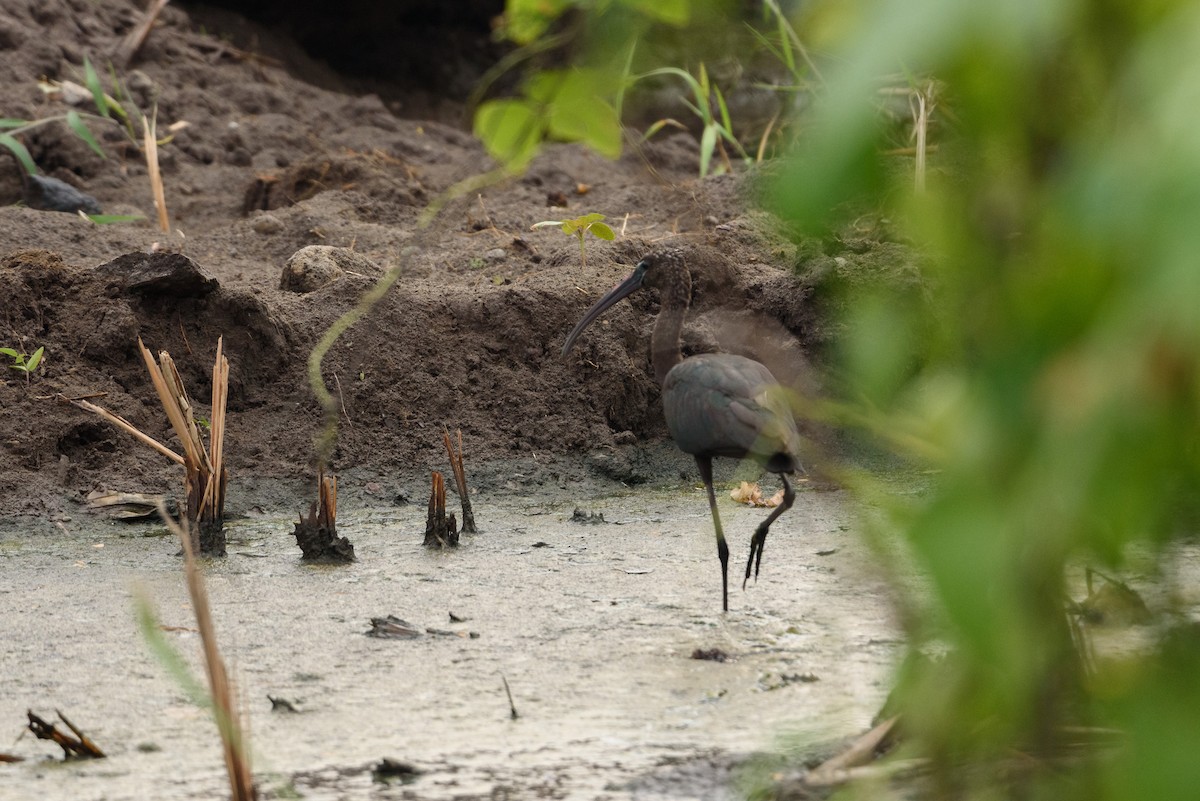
<box><xmin>157</xmin><ymin>502</ymin><xmax>256</xmax><ymax>800</ymax></box>
<box><xmin>806</xmin><ymin>715</ymin><xmax>899</xmax><ymax>786</ymax></box>
<box><xmin>112</xmin><ymin>0</ymin><xmax>170</xmax><ymax>68</ymax></box>
<box><xmin>332</xmin><ymin>373</ymin><xmax>353</xmax><ymax>428</ymax></box>
<box><xmin>26</xmin><ymin>710</ymin><xmax>106</xmax><ymax>759</ymax></box>
<box><xmin>501</xmin><ymin>675</ymin><xmax>519</xmax><ymax>720</ymax></box>
<box><xmin>178</xmin><ymin>313</ymin><xmax>193</xmax><ymax>356</ymax></box>
<box><xmin>442</xmin><ymin>427</ymin><xmax>476</xmax><ymax>533</ymax></box>
<box><xmin>474</xmin><ymin>193</ymin><xmax>508</xmax><ymax>239</ymax></box>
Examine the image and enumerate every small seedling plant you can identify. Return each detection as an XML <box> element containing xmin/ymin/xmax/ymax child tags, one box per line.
<box><xmin>1</xmin><ymin>56</ymin><xmax>176</xmax><ymax>225</ymax></box>
<box><xmin>530</xmin><ymin>212</ymin><xmax>615</xmax><ymax>268</ymax></box>
<box><xmin>1</xmin><ymin>346</ymin><xmax>44</xmax><ymax>382</ymax></box>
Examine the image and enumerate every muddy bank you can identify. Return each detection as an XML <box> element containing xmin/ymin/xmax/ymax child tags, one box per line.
<box><xmin>0</xmin><ymin>0</ymin><xmax>909</xmax><ymax>524</ymax></box>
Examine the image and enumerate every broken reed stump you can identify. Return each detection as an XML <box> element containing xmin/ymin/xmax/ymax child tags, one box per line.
<box><xmin>442</xmin><ymin>427</ymin><xmax>477</xmax><ymax>533</ymax></box>
<box><xmin>292</xmin><ymin>471</ymin><xmax>355</xmax><ymax>562</ymax></box>
<box><xmin>26</xmin><ymin>710</ymin><xmax>105</xmax><ymax>759</ymax></box>
<box><xmin>140</xmin><ymin>337</ymin><xmax>229</xmax><ymax>555</ymax></box>
<box><xmin>423</xmin><ymin>471</ymin><xmax>458</xmax><ymax>548</ymax></box>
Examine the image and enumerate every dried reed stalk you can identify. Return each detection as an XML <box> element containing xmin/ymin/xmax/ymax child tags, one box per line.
<box><xmin>158</xmin><ymin>502</ymin><xmax>256</xmax><ymax>800</ymax></box>
<box><xmin>914</xmin><ymin>89</ymin><xmax>928</xmax><ymax>193</ymax></box>
<box><xmin>143</xmin><ymin>113</ymin><xmax>170</xmax><ymax>233</ymax></box>
<box><xmin>442</xmin><ymin>427</ymin><xmax>476</xmax><ymax>533</ymax></box>
<box><xmin>62</xmin><ymin>395</ymin><xmax>183</xmax><ymax>465</ymax></box>
<box><xmin>139</xmin><ymin>337</ymin><xmax>228</xmax><ymax>552</ymax></box>
<box><xmin>319</xmin><ymin>470</ymin><xmax>337</xmax><ymax>524</ymax></box>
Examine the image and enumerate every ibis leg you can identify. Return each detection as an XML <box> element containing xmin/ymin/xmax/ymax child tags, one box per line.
<box><xmin>696</xmin><ymin>456</ymin><xmax>730</xmax><ymax>612</ymax></box>
<box><xmin>744</xmin><ymin>473</ymin><xmax>795</xmax><ymax>589</ymax></box>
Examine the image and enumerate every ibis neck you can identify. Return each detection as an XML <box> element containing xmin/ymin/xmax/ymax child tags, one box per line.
<box><xmin>650</xmin><ymin>271</ymin><xmax>691</xmax><ymax>385</ymax></box>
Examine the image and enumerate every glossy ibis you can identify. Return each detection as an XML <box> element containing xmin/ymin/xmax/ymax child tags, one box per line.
<box><xmin>562</xmin><ymin>249</ymin><xmax>803</xmax><ymax>611</ymax></box>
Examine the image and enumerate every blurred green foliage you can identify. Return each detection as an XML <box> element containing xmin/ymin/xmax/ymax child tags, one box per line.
<box><xmin>495</xmin><ymin>0</ymin><xmax>1200</xmax><ymax>796</ymax></box>
<box><xmin>780</xmin><ymin>0</ymin><xmax>1200</xmax><ymax>797</ymax></box>
<box><xmin>478</xmin><ymin>0</ymin><xmax>765</xmax><ymax>172</ymax></box>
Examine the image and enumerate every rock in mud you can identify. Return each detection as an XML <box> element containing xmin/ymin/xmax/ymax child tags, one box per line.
<box><xmin>94</xmin><ymin>252</ymin><xmax>219</xmax><ymax>297</ymax></box>
<box><xmin>23</xmin><ymin>173</ymin><xmax>101</xmax><ymax>214</ymax></box>
<box><xmin>280</xmin><ymin>245</ymin><xmax>378</xmax><ymax>292</ymax></box>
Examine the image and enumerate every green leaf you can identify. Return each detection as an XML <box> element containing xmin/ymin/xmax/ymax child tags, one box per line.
<box><xmin>642</xmin><ymin>118</ymin><xmax>686</xmax><ymax>140</ymax></box>
<box><xmin>544</xmin><ymin>70</ymin><xmax>623</xmax><ymax>159</ymax></box>
<box><xmin>560</xmin><ymin>219</ymin><xmax>581</xmax><ymax>234</ymax></box>
<box><xmin>0</xmin><ymin>348</ymin><xmax>20</xmax><ymax>359</ymax></box>
<box><xmin>714</xmin><ymin>85</ymin><xmax>734</xmax><ymax>135</ymax></box>
<box><xmin>0</xmin><ymin>118</ymin><xmax>31</xmax><ymax>129</ymax></box>
<box><xmin>83</xmin><ymin>56</ymin><xmax>109</xmax><ymax>119</ymax></box>
<box><xmin>501</xmin><ymin>0</ymin><xmax>572</xmax><ymax>45</ymax></box>
<box><xmin>637</xmin><ymin>67</ymin><xmax>710</xmax><ymax>125</ymax></box>
<box><xmin>615</xmin><ymin>0</ymin><xmax>690</xmax><ymax>26</ymax></box>
<box><xmin>576</xmin><ymin>212</ymin><xmax>605</xmax><ymax>225</ymax></box>
<box><xmin>84</xmin><ymin>213</ymin><xmax>146</xmax><ymax>224</ymax></box>
<box><xmin>24</xmin><ymin>347</ymin><xmax>43</xmax><ymax>372</ymax></box>
<box><xmin>474</xmin><ymin>98</ymin><xmax>545</xmax><ymax>171</ymax></box>
<box><xmin>0</xmin><ymin>133</ymin><xmax>36</xmax><ymax>175</ymax></box>
<box><xmin>699</xmin><ymin>124</ymin><xmax>717</xmax><ymax>177</ymax></box>
<box><xmin>589</xmin><ymin>222</ymin><xmax>616</xmax><ymax>240</ymax></box>
<box><xmin>66</xmin><ymin>110</ymin><xmax>107</xmax><ymax>160</ymax></box>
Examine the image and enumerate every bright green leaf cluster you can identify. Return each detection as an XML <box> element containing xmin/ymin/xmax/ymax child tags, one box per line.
<box><xmin>475</xmin><ymin>68</ymin><xmax>622</xmax><ymax>172</ymax></box>
<box><xmin>1</xmin><ymin>345</ymin><xmax>44</xmax><ymax>378</ymax></box>
<box><xmin>500</xmin><ymin>0</ymin><xmax>690</xmax><ymax>46</ymax></box>
<box><xmin>635</xmin><ymin>63</ymin><xmax>747</xmax><ymax>177</ymax></box>
<box><xmin>531</xmin><ymin>212</ymin><xmax>615</xmax><ymax>267</ymax></box>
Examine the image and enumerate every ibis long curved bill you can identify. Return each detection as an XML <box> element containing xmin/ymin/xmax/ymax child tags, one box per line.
<box><xmin>561</xmin><ymin>260</ymin><xmax>648</xmax><ymax>356</ymax></box>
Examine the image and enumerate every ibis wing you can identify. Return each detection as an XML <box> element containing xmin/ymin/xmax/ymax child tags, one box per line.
<box><xmin>662</xmin><ymin>354</ymin><xmax>800</xmax><ymax>469</ymax></box>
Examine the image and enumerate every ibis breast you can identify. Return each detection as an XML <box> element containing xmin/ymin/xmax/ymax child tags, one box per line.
<box><xmin>661</xmin><ymin>353</ymin><xmax>801</xmax><ymax>474</ymax></box>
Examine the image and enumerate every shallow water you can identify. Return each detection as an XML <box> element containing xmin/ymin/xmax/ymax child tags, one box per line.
<box><xmin>0</xmin><ymin>486</ymin><xmax>900</xmax><ymax>800</ymax></box>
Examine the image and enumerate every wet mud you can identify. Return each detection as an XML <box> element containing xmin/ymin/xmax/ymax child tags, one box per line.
<box><xmin>0</xmin><ymin>479</ymin><xmax>900</xmax><ymax>800</ymax></box>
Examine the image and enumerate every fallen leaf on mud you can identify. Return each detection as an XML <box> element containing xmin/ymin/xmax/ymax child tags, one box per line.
<box><xmin>730</xmin><ymin>482</ymin><xmax>783</xmax><ymax>507</ymax></box>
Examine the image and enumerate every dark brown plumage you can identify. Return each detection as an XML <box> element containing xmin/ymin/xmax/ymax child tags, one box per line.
<box><xmin>562</xmin><ymin>249</ymin><xmax>803</xmax><ymax>611</ymax></box>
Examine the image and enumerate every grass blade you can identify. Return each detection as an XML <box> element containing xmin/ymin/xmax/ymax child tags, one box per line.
<box><xmin>66</xmin><ymin>111</ymin><xmax>107</xmax><ymax>160</ymax></box>
<box><xmin>0</xmin><ymin>133</ymin><xmax>36</xmax><ymax>175</ymax></box>
<box><xmin>83</xmin><ymin>56</ymin><xmax>110</xmax><ymax>119</ymax></box>
<box><xmin>83</xmin><ymin>213</ymin><xmax>146</xmax><ymax>224</ymax></box>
